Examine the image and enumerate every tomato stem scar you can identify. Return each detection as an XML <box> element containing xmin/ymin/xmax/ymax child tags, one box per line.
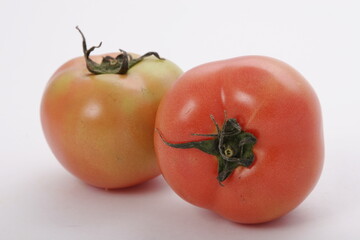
<box><xmin>76</xmin><ymin>26</ymin><xmax>164</xmax><ymax>75</ymax></box>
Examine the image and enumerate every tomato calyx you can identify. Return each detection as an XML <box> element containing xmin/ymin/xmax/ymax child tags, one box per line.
<box><xmin>157</xmin><ymin>114</ymin><xmax>257</xmax><ymax>185</ymax></box>
<box><xmin>76</xmin><ymin>26</ymin><xmax>164</xmax><ymax>75</ymax></box>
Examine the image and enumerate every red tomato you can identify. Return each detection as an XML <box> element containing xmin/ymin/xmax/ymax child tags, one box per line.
<box><xmin>154</xmin><ymin>56</ymin><xmax>323</xmax><ymax>223</ymax></box>
<box><xmin>41</xmin><ymin>28</ymin><xmax>182</xmax><ymax>189</ymax></box>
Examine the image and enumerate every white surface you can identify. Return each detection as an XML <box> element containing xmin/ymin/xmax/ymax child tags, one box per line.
<box><xmin>1</xmin><ymin>0</ymin><xmax>359</xmax><ymax>239</ymax></box>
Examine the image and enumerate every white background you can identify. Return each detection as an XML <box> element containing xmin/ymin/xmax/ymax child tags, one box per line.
<box><xmin>1</xmin><ymin>0</ymin><xmax>359</xmax><ymax>239</ymax></box>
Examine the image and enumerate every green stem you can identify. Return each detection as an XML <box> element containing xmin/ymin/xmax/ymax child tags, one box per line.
<box><xmin>157</xmin><ymin>114</ymin><xmax>257</xmax><ymax>185</ymax></box>
<box><xmin>76</xmin><ymin>26</ymin><xmax>164</xmax><ymax>75</ymax></box>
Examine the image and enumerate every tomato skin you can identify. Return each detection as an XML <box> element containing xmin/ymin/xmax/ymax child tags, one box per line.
<box><xmin>41</xmin><ymin>53</ymin><xmax>182</xmax><ymax>189</ymax></box>
<box><xmin>154</xmin><ymin>56</ymin><xmax>323</xmax><ymax>223</ymax></box>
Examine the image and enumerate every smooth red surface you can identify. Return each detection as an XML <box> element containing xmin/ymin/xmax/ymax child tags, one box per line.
<box><xmin>155</xmin><ymin>56</ymin><xmax>324</xmax><ymax>223</ymax></box>
<box><xmin>41</xmin><ymin>54</ymin><xmax>182</xmax><ymax>189</ymax></box>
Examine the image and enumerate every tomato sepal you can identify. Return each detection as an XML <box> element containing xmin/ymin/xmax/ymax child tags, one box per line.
<box><xmin>156</xmin><ymin>114</ymin><xmax>257</xmax><ymax>185</ymax></box>
<box><xmin>76</xmin><ymin>26</ymin><xmax>164</xmax><ymax>75</ymax></box>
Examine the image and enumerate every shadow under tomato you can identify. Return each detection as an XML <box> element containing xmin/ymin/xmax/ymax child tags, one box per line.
<box><xmin>239</xmin><ymin>209</ymin><xmax>312</xmax><ymax>229</ymax></box>
<box><xmin>89</xmin><ymin>176</ymin><xmax>168</xmax><ymax>195</ymax></box>
<box><xmin>197</xmin><ymin>206</ymin><xmax>312</xmax><ymax>228</ymax></box>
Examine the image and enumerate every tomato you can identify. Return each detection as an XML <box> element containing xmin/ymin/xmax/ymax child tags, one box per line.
<box><xmin>41</xmin><ymin>28</ymin><xmax>182</xmax><ymax>189</ymax></box>
<box><xmin>154</xmin><ymin>56</ymin><xmax>323</xmax><ymax>224</ymax></box>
